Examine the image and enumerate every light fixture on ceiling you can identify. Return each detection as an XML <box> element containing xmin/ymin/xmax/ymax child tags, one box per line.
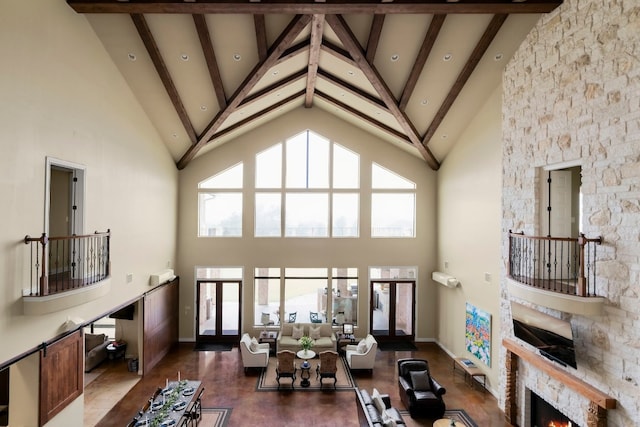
<box><xmin>172</xmin><ymin>133</ymin><xmax>178</xmax><ymax>138</ymax></box>
<box><xmin>443</xmin><ymin>53</ymin><xmax>453</xmax><ymax>62</ymax></box>
<box><xmin>233</xmin><ymin>53</ymin><xmax>241</xmax><ymax>61</ymax></box>
<box><xmin>200</xmin><ymin>105</ymin><xmax>207</xmax><ymax>111</ymax></box>
<box><xmin>441</xmin><ymin>134</ymin><xmax>448</xmax><ymax>139</ymax></box>
<box><xmin>347</xmin><ymin>70</ymin><xmax>355</xmax><ymax>76</ymax></box>
<box><xmin>180</xmin><ymin>53</ymin><xmax>189</xmax><ymax>62</ymax></box>
<box><xmin>272</xmin><ymin>70</ymin><xmax>279</xmax><ymax>76</ymax></box>
<box><xmin>420</xmin><ymin>99</ymin><xmax>428</xmax><ymax>106</ymax></box>
<box><xmin>390</xmin><ymin>54</ymin><xmax>399</xmax><ymax>62</ymax></box>
<box><xmin>127</xmin><ymin>53</ymin><xmax>137</xmax><ymax>61</ymax></box>
<box><xmin>494</xmin><ymin>53</ymin><xmax>504</xmax><ymax>61</ymax></box>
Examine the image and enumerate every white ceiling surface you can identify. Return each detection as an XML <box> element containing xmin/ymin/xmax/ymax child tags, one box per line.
<box><xmin>85</xmin><ymin>12</ymin><xmax>541</xmax><ymax>168</ymax></box>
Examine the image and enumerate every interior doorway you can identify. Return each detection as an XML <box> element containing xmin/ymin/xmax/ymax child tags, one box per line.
<box><xmin>196</xmin><ymin>280</ymin><xmax>241</xmax><ymax>344</ymax></box>
<box><xmin>369</xmin><ymin>280</ymin><xmax>415</xmax><ymax>343</ymax></box>
<box><xmin>46</xmin><ymin>157</ymin><xmax>85</xmax><ymax>237</ymax></box>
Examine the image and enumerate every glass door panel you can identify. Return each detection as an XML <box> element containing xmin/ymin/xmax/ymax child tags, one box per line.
<box><xmin>197</xmin><ymin>280</ymin><xmax>241</xmax><ymax>344</ymax></box>
<box><xmin>370</xmin><ymin>280</ymin><xmax>415</xmax><ymax>342</ymax></box>
<box><xmin>221</xmin><ymin>282</ymin><xmax>239</xmax><ymax>336</ymax></box>
<box><xmin>395</xmin><ymin>282</ymin><xmax>413</xmax><ymax>336</ymax></box>
<box><xmin>198</xmin><ymin>282</ymin><xmax>217</xmax><ymax>336</ymax></box>
<box><xmin>371</xmin><ymin>282</ymin><xmax>390</xmax><ymax>336</ymax></box>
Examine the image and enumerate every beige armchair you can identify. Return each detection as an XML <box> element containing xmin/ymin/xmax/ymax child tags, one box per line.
<box><xmin>239</xmin><ymin>333</ymin><xmax>270</xmax><ymax>373</ymax></box>
<box><xmin>345</xmin><ymin>334</ymin><xmax>377</xmax><ymax>372</ymax></box>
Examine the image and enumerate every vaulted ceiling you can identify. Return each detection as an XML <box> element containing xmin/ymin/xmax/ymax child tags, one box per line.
<box><xmin>66</xmin><ymin>1</ymin><xmax>562</xmax><ymax>170</ymax></box>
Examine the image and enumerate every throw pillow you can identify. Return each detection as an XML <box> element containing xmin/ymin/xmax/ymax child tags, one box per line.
<box><xmin>357</xmin><ymin>339</ymin><xmax>367</xmax><ymax>354</ymax></box>
<box><xmin>410</xmin><ymin>370</ymin><xmax>432</xmax><ymax>391</ymax></box>
<box><xmin>371</xmin><ymin>388</ymin><xmax>385</xmax><ymax>414</ymax></box>
<box><xmin>309</xmin><ymin>325</ymin><xmax>321</xmax><ymax>340</ymax></box>
<box><xmin>85</xmin><ymin>333</ymin><xmax>105</xmax><ymax>351</ymax></box>
<box><xmin>292</xmin><ymin>325</ymin><xmax>304</xmax><ymax>340</ymax></box>
<box><xmin>381</xmin><ymin>410</ymin><xmax>397</xmax><ymax>427</ymax></box>
<box><xmin>250</xmin><ymin>337</ymin><xmax>259</xmax><ymax>352</ymax></box>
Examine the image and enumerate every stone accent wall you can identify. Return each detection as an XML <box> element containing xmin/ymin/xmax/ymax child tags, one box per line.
<box><xmin>501</xmin><ymin>0</ymin><xmax>640</xmax><ymax>425</ymax></box>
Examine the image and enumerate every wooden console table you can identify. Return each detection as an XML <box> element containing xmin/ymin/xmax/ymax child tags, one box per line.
<box><xmin>452</xmin><ymin>357</ymin><xmax>486</xmax><ymax>392</ymax></box>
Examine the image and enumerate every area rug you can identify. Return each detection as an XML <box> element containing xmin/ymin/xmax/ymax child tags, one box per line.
<box><xmin>194</xmin><ymin>343</ymin><xmax>233</xmax><ymax>352</ymax></box>
<box><xmin>257</xmin><ymin>356</ymin><xmax>357</xmax><ymax>391</ymax></box>
<box><xmin>378</xmin><ymin>341</ymin><xmax>418</xmax><ymax>351</ymax></box>
<box><xmin>201</xmin><ymin>408</ymin><xmax>232</xmax><ymax>427</ymax></box>
<box><xmin>399</xmin><ymin>409</ymin><xmax>478</xmax><ymax>427</ymax></box>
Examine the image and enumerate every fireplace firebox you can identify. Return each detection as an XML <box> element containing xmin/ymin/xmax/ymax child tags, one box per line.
<box><xmin>531</xmin><ymin>391</ymin><xmax>579</xmax><ymax>427</ymax></box>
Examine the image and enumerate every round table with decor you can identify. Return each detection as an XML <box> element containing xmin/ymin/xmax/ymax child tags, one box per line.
<box><xmin>433</xmin><ymin>418</ymin><xmax>467</xmax><ymax>427</ymax></box>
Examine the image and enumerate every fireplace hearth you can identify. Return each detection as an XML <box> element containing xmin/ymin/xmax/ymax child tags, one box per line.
<box><xmin>531</xmin><ymin>391</ymin><xmax>579</xmax><ymax>427</ymax></box>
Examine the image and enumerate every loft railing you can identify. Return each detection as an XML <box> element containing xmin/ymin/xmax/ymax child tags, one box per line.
<box><xmin>508</xmin><ymin>231</ymin><xmax>602</xmax><ymax>297</ymax></box>
<box><xmin>23</xmin><ymin>230</ymin><xmax>111</xmax><ymax>297</ymax></box>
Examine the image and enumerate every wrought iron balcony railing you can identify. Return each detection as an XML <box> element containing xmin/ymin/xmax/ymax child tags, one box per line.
<box><xmin>23</xmin><ymin>230</ymin><xmax>111</xmax><ymax>297</ymax></box>
<box><xmin>508</xmin><ymin>231</ymin><xmax>602</xmax><ymax>297</ymax></box>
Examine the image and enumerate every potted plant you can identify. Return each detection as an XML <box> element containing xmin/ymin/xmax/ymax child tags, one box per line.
<box><xmin>299</xmin><ymin>336</ymin><xmax>313</xmax><ymax>355</ymax></box>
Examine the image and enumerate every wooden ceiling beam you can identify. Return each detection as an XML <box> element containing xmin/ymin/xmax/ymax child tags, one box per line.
<box><xmin>326</xmin><ymin>14</ymin><xmax>439</xmax><ymax>170</ymax></box>
<box><xmin>305</xmin><ymin>14</ymin><xmax>325</xmax><ymax>108</ymax></box>
<box><xmin>241</xmin><ymin>69</ymin><xmax>307</xmax><ymax>108</ymax></box>
<box><xmin>67</xmin><ymin>1</ymin><xmax>563</xmax><ymax>15</ymax></box>
<box><xmin>317</xmin><ymin>69</ymin><xmax>387</xmax><ymax>111</ymax></box>
<box><xmin>321</xmin><ymin>41</ymin><xmax>357</xmax><ymax>69</ymax></box>
<box><xmin>315</xmin><ymin>91</ymin><xmax>412</xmax><ymax>145</ymax></box>
<box><xmin>193</xmin><ymin>14</ymin><xmax>227</xmax><ymax>110</ymax></box>
<box><xmin>365</xmin><ymin>14</ymin><xmax>385</xmax><ymax>64</ymax></box>
<box><xmin>421</xmin><ymin>14</ymin><xmax>507</xmax><ymax>146</ymax></box>
<box><xmin>254</xmin><ymin>14</ymin><xmax>268</xmax><ymax>61</ymax></box>
<box><xmin>177</xmin><ymin>14</ymin><xmax>312</xmax><ymax>169</ymax></box>
<box><xmin>399</xmin><ymin>14</ymin><xmax>445</xmax><ymax>111</ymax></box>
<box><xmin>131</xmin><ymin>13</ymin><xmax>197</xmax><ymax>144</ymax></box>
<box><xmin>278</xmin><ymin>40</ymin><xmax>311</xmax><ymax>64</ymax></box>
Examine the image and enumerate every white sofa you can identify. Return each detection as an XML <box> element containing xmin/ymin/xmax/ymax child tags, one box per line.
<box><xmin>239</xmin><ymin>333</ymin><xmax>270</xmax><ymax>373</ymax></box>
<box><xmin>345</xmin><ymin>334</ymin><xmax>377</xmax><ymax>371</ymax></box>
<box><xmin>277</xmin><ymin>323</ymin><xmax>336</xmax><ymax>353</ymax></box>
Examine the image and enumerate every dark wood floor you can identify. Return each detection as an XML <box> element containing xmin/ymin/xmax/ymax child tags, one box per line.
<box><xmin>96</xmin><ymin>342</ymin><xmax>510</xmax><ymax>426</ymax></box>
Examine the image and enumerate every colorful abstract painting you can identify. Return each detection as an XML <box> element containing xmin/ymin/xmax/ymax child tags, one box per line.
<box><xmin>465</xmin><ymin>302</ymin><xmax>491</xmax><ymax>366</ymax></box>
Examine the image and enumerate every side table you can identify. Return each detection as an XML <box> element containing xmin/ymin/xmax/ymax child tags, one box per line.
<box><xmin>296</xmin><ymin>350</ymin><xmax>316</xmax><ymax>388</ymax></box>
<box><xmin>259</xmin><ymin>331</ymin><xmax>277</xmax><ymax>356</ymax></box>
<box><xmin>106</xmin><ymin>341</ymin><xmax>127</xmax><ymax>361</ymax></box>
<box><xmin>336</xmin><ymin>333</ymin><xmax>356</xmax><ymax>355</ymax></box>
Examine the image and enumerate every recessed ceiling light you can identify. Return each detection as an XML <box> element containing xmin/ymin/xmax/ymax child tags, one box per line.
<box><xmin>494</xmin><ymin>53</ymin><xmax>504</xmax><ymax>61</ymax></box>
<box><xmin>441</xmin><ymin>134</ymin><xmax>448</xmax><ymax>139</ymax></box>
<box><xmin>127</xmin><ymin>53</ymin><xmax>137</xmax><ymax>61</ymax></box>
<box><xmin>443</xmin><ymin>53</ymin><xmax>453</xmax><ymax>62</ymax></box>
<box><xmin>347</xmin><ymin>70</ymin><xmax>355</xmax><ymax>76</ymax></box>
<box><xmin>200</xmin><ymin>105</ymin><xmax>207</xmax><ymax>111</ymax></box>
<box><xmin>171</xmin><ymin>133</ymin><xmax>178</xmax><ymax>138</ymax></box>
<box><xmin>272</xmin><ymin>70</ymin><xmax>279</xmax><ymax>76</ymax></box>
<box><xmin>340</xmin><ymin>92</ymin><xmax>345</xmax><ymax>97</ymax></box>
<box><xmin>233</xmin><ymin>53</ymin><xmax>241</xmax><ymax>61</ymax></box>
<box><xmin>420</xmin><ymin>99</ymin><xmax>428</xmax><ymax>106</ymax></box>
<box><xmin>180</xmin><ymin>53</ymin><xmax>189</xmax><ymax>61</ymax></box>
<box><xmin>390</xmin><ymin>54</ymin><xmax>399</xmax><ymax>62</ymax></box>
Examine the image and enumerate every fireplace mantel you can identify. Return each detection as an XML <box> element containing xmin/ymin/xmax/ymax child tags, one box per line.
<box><xmin>503</xmin><ymin>338</ymin><xmax>616</xmax><ymax>427</ymax></box>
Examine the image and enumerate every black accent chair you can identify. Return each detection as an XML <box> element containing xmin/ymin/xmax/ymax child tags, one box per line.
<box><xmin>397</xmin><ymin>358</ymin><xmax>446</xmax><ymax>419</ymax></box>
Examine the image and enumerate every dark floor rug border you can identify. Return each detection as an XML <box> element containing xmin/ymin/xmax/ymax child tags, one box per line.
<box><xmin>201</xmin><ymin>408</ymin><xmax>232</xmax><ymax>427</ymax></box>
<box><xmin>378</xmin><ymin>341</ymin><xmax>418</xmax><ymax>351</ymax></box>
<box><xmin>194</xmin><ymin>343</ymin><xmax>233</xmax><ymax>352</ymax></box>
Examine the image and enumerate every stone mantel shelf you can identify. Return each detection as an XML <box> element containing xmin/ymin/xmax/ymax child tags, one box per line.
<box><xmin>503</xmin><ymin>338</ymin><xmax>616</xmax><ymax>410</ymax></box>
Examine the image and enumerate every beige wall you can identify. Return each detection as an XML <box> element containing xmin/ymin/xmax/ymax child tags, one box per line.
<box><xmin>0</xmin><ymin>1</ymin><xmax>178</xmax><ymax>424</ymax></box>
<box><xmin>435</xmin><ymin>87</ymin><xmax>503</xmax><ymax>394</ymax></box>
<box><xmin>177</xmin><ymin>107</ymin><xmax>439</xmax><ymax>341</ymax></box>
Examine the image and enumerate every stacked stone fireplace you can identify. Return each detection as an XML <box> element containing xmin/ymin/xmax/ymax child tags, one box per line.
<box><xmin>503</xmin><ymin>339</ymin><xmax>615</xmax><ymax>427</ymax></box>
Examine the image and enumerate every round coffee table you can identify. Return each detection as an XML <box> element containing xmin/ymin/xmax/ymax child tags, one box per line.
<box><xmin>296</xmin><ymin>350</ymin><xmax>316</xmax><ymax>387</ymax></box>
<box><xmin>433</xmin><ymin>418</ymin><xmax>466</xmax><ymax>427</ymax></box>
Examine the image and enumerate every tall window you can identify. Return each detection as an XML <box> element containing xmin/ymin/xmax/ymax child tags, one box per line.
<box><xmin>255</xmin><ymin>130</ymin><xmax>360</xmax><ymax>238</ymax></box>
<box><xmin>371</xmin><ymin>163</ymin><xmax>416</xmax><ymax>237</ymax></box>
<box><xmin>254</xmin><ymin>267</ymin><xmax>358</xmax><ymax>327</ymax></box>
<box><xmin>198</xmin><ymin>163</ymin><xmax>243</xmax><ymax>237</ymax></box>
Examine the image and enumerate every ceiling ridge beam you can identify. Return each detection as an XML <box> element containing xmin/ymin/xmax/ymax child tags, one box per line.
<box><xmin>421</xmin><ymin>13</ymin><xmax>508</xmax><ymax>147</ymax></box>
<box><xmin>131</xmin><ymin>13</ymin><xmax>198</xmax><ymax>145</ymax></box>
<box><xmin>211</xmin><ymin>91</ymin><xmax>305</xmax><ymax>141</ymax></box>
<box><xmin>399</xmin><ymin>14</ymin><xmax>446</xmax><ymax>111</ymax></box>
<box><xmin>67</xmin><ymin>1</ymin><xmax>563</xmax><ymax>15</ymax></box>
<box><xmin>326</xmin><ymin>13</ymin><xmax>439</xmax><ymax>170</ymax></box>
<box><xmin>177</xmin><ymin>14</ymin><xmax>312</xmax><ymax>169</ymax></box>
<box><xmin>305</xmin><ymin>14</ymin><xmax>325</xmax><ymax>108</ymax></box>
<box><xmin>315</xmin><ymin>91</ymin><xmax>411</xmax><ymax>145</ymax></box>
<box><xmin>317</xmin><ymin>69</ymin><xmax>387</xmax><ymax>111</ymax></box>
<box><xmin>193</xmin><ymin>14</ymin><xmax>227</xmax><ymax>110</ymax></box>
